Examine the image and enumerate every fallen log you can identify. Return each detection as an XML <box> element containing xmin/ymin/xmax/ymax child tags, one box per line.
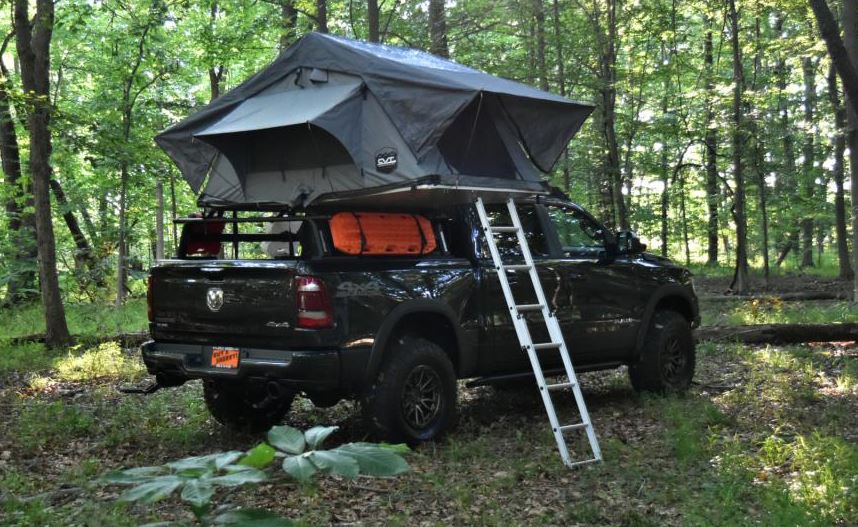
<box><xmin>700</xmin><ymin>291</ymin><xmax>852</xmax><ymax>302</ymax></box>
<box><xmin>5</xmin><ymin>331</ymin><xmax>149</xmax><ymax>348</ymax></box>
<box><xmin>695</xmin><ymin>323</ymin><xmax>858</xmax><ymax>344</ymax></box>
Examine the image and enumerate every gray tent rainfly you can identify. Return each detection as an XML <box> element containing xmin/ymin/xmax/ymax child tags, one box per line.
<box><xmin>155</xmin><ymin>33</ymin><xmax>594</xmax><ymax>210</ymax></box>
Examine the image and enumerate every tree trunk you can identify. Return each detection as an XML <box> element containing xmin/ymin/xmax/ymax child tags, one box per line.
<box><xmin>0</xmin><ymin>49</ymin><xmax>37</xmax><ymax>305</ymax></box>
<box><xmin>828</xmin><ymin>62</ymin><xmax>853</xmax><ymax>280</ymax></box>
<box><xmin>534</xmin><ymin>0</ymin><xmax>548</xmax><ymax>91</ymax></box>
<box><xmin>315</xmin><ymin>0</ymin><xmax>328</xmax><ymax>33</ymax></box>
<box><xmin>679</xmin><ymin>170</ymin><xmax>690</xmax><ymax>265</ymax></box>
<box><xmin>49</xmin><ymin>179</ymin><xmax>96</xmax><ymax>274</ymax></box>
<box><xmin>367</xmin><ymin>0</ymin><xmax>379</xmax><ymax>42</ymax></box>
<box><xmin>208</xmin><ymin>67</ymin><xmax>223</xmax><ymax>101</ymax></box>
<box><xmin>704</xmin><ymin>25</ymin><xmax>719</xmax><ymax>266</ymax></box>
<box><xmin>14</xmin><ymin>0</ymin><xmax>71</xmax><ymax>347</ymax></box>
<box><xmin>774</xmin><ymin>14</ymin><xmax>797</xmax><ymax>260</ymax></box>
<box><xmin>728</xmin><ymin>0</ymin><xmax>749</xmax><ymax>293</ymax></box>
<box><xmin>844</xmin><ymin>0</ymin><xmax>858</xmax><ymax>301</ymax></box>
<box><xmin>696</xmin><ymin>323</ymin><xmax>858</xmax><ymax>345</ymax></box>
<box><xmin>116</xmin><ymin>163</ymin><xmax>129</xmax><ymax>305</ymax></box>
<box><xmin>800</xmin><ymin>57</ymin><xmax>816</xmax><ymax>267</ymax></box>
<box><xmin>155</xmin><ymin>178</ymin><xmax>164</xmax><ymax>261</ymax></box>
<box><xmin>751</xmin><ymin>17</ymin><xmax>770</xmax><ymax>284</ymax></box>
<box><xmin>552</xmin><ymin>0</ymin><xmax>570</xmax><ymax>190</ymax></box>
<box><xmin>280</xmin><ymin>0</ymin><xmax>298</xmax><ymax>51</ymax></box>
<box><xmin>599</xmin><ymin>0</ymin><xmax>626</xmax><ymax>230</ymax></box>
<box><xmin>809</xmin><ymin>0</ymin><xmax>858</xmax><ymax>105</ymax></box>
<box><xmin>428</xmin><ymin>0</ymin><xmax>448</xmax><ymax>58</ymax></box>
<box><xmin>660</xmin><ymin>138</ymin><xmax>669</xmax><ymax>257</ymax></box>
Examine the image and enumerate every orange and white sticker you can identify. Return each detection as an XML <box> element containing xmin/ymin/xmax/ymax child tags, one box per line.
<box><xmin>211</xmin><ymin>347</ymin><xmax>240</xmax><ymax>369</ymax></box>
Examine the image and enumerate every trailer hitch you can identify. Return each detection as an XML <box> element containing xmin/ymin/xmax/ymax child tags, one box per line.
<box><xmin>118</xmin><ymin>381</ymin><xmax>163</xmax><ymax>395</ymax></box>
<box><xmin>118</xmin><ymin>374</ymin><xmax>185</xmax><ymax>395</ymax></box>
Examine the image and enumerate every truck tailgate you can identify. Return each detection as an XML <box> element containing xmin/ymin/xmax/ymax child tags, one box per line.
<box><xmin>150</xmin><ymin>261</ymin><xmax>319</xmax><ymax>346</ymax></box>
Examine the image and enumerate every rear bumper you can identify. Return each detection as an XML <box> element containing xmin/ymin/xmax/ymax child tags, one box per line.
<box><xmin>141</xmin><ymin>340</ymin><xmax>360</xmax><ymax>392</ymax></box>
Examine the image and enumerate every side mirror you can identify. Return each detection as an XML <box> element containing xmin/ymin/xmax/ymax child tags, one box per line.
<box><xmin>617</xmin><ymin>230</ymin><xmax>646</xmax><ymax>254</ymax></box>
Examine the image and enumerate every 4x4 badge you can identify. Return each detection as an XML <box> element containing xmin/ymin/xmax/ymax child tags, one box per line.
<box><xmin>206</xmin><ymin>287</ymin><xmax>224</xmax><ymax>312</ymax></box>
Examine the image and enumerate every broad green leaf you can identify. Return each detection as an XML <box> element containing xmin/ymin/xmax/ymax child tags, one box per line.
<box><xmin>379</xmin><ymin>443</ymin><xmax>411</xmax><ymax>454</ymax></box>
<box><xmin>304</xmin><ymin>426</ymin><xmax>338</xmax><ymax>450</ymax></box>
<box><xmin>119</xmin><ymin>476</ymin><xmax>184</xmax><ymax>503</ymax></box>
<box><xmin>208</xmin><ymin>467</ymin><xmax>268</xmax><ymax>487</ymax></box>
<box><xmin>308</xmin><ymin>450</ymin><xmax>359</xmax><ymax>479</ymax></box>
<box><xmin>239</xmin><ymin>443</ymin><xmax>276</xmax><ymax>469</ymax></box>
<box><xmin>282</xmin><ymin>454</ymin><xmax>317</xmax><ymax>482</ymax></box>
<box><xmin>334</xmin><ymin>443</ymin><xmax>409</xmax><ymax>477</ymax></box>
<box><xmin>180</xmin><ymin>479</ymin><xmax>214</xmax><ymax>508</ymax></box>
<box><xmin>99</xmin><ymin>466</ymin><xmax>166</xmax><ymax>484</ymax></box>
<box><xmin>166</xmin><ymin>451</ymin><xmax>243</xmax><ymax>472</ymax></box>
<box><xmin>213</xmin><ymin>509</ymin><xmax>297</xmax><ymax>526</ymax></box>
<box><xmin>267</xmin><ymin>425</ymin><xmax>305</xmax><ymax>455</ymax></box>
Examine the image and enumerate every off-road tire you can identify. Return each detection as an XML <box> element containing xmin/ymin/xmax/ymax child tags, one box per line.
<box><xmin>203</xmin><ymin>380</ymin><xmax>295</xmax><ymax>433</ymax></box>
<box><xmin>629</xmin><ymin>310</ymin><xmax>695</xmax><ymax>393</ymax></box>
<box><xmin>362</xmin><ymin>336</ymin><xmax>457</xmax><ymax>445</ymax></box>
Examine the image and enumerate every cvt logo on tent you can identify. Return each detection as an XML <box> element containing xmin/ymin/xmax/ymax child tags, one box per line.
<box><xmin>375</xmin><ymin>149</ymin><xmax>398</xmax><ymax>173</ymax></box>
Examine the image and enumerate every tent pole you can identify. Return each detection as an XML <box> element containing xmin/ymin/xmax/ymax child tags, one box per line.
<box><xmin>462</xmin><ymin>91</ymin><xmax>484</xmax><ymax>166</ymax></box>
<box><xmin>232</xmin><ymin>210</ymin><xmax>239</xmax><ymax>258</ymax></box>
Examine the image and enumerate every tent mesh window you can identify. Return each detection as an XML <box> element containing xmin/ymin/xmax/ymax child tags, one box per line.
<box><xmin>437</xmin><ymin>97</ymin><xmax>518</xmax><ymax>179</ymax></box>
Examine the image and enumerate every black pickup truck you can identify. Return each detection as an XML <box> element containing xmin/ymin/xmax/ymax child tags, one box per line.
<box><xmin>143</xmin><ymin>194</ymin><xmax>699</xmax><ymax>443</ymax></box>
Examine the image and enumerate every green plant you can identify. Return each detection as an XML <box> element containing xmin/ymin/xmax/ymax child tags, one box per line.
<box><xmin>98</xmin><ymin>424</ymin><xmax>409</xmax><ymax>526</ymax></box>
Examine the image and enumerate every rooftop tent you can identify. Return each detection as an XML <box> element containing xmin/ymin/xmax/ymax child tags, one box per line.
<box><xmin>155</xmin><ymin>33</ymin><xmax>594</xmax><ymax>209</ymax></box>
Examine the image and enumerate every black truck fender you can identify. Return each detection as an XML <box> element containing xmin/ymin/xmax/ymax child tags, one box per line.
<box><xmin>632</xmin><ymin>284</ymin><xmax>699</xmax><ymax>362</ymax></box>
<box><xmin>363</xmin><ymin>299</ymin><xmax>476</xmax><ymax>385</ymax></box>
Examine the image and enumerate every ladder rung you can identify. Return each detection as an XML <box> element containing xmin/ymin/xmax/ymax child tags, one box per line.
<box><xmin>491</xmin><ymin>226</ymin><xmax>519</xmax><ymax>233</ymax></box>
<box><xmin>515</xmin><ymin>303</ymin><xmax>544</xmax><ymax>312</ymax></box>
<box><xmin>533</xmin><ymin>342</ymin><xmax>561</xmax><ymax>351</ymax></box>
<box><xmin>566</xmin><ymin>457</ymin><xmax>600</xmax><ymax>468</ymax></box>
<box><xmin>558</xmin><ymin>423</ymin><xmax>588</xmax><ymax>433</ymax></box>
<box><xmin>545</xmin><ymin>381</ymin><xmax>575</xmax><ymax>391</ymax></box>
<box><xmin>503</xmin><ymin>264</ymin><xmax>532</xmax><ymax>271</ymax></box>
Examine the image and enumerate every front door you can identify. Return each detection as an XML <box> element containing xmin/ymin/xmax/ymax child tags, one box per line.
<box><xmin>543</xmin><ymin>204</ymin><xmax>643</xmax><ymax>364</ymax></box>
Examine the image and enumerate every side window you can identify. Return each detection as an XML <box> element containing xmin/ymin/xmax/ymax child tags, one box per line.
<box><xmin>479</xmin><ymin>205</ymin><xmax>548</xmax><ymax>258</ymax></box>
<box><xmin>547</xmin><ymin>206</ymin><xmax>606</xmax><ymax>257</ymax></box>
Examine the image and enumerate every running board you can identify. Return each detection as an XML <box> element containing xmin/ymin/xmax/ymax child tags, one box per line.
<box><xmin>466</xmin><ymin>361</ymin><xmax>624</xmax><ymax>388</ymax></box>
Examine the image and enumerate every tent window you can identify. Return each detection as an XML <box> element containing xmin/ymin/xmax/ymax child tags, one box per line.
<box><xmin>437</xmin><ymin>97</ymin><xmax>518</xmax><ymax>179</ymax></box>
<box><xmin>203</xmin><ymin>124</ymin><xmax>354</xmax><ymax>176</ymax></box>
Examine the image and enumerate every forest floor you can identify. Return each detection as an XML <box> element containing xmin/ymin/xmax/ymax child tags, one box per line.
<box><xmin>0</xmin><ymin>275</ymin><xmax>857</xmax><ymax>526</ymax></box>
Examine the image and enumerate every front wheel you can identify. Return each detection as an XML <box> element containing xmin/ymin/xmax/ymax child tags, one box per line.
<box><xmin>362</xmin><ymin>336</ymin><xmax>457</xmax><ymax>445</ymax></box>
<box><xmin>629</xmin><ymin>310</ymin><xmax>695</xmax><ymax>393</ymax></box>
<box><xmin>203</xmin><ymin>380</ymin><xmax>295</xmax><ymax>433</ymax></box>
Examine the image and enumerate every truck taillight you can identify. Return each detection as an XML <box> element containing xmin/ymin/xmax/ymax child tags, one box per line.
<box><xmin>146</xmin><ymin>275</ymin><xmax>154</xmax><ymax>322</ymax></box>
<box><xmin>295</xmin><ymin>276</ymin><xmax>333</xmax><ymax>329</ymax></box>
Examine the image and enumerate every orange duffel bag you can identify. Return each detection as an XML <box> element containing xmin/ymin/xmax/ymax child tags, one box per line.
<box><xmin>329</xmin><ymin>212</ymin><xmax>437</xmax><ymax>255</ymax></box>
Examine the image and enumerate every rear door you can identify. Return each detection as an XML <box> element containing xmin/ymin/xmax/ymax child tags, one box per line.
<box><xmin>477</xmin><ymin>204</ymin><xmax>561</xmax><ymax>374</ymax></box>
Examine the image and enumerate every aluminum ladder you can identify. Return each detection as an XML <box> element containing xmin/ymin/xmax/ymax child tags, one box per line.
<box><xmin>475</xmin><ymin>197</ymin><xmax>602</xmax><ymax>468</ymax></box>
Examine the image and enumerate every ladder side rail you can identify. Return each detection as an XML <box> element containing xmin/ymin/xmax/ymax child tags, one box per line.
<box><xmin>505</xmin><ymin>199</ymin><xmax>603</xmax><ymax>463</ymax></box>
<box><xmin>474</xmin><ymin>198</ymin><xmax>572</xmax><ymax>464</ymax></box>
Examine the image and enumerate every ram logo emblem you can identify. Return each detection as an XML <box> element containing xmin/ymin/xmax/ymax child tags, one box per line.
<box><xmin>206</xmin><ymin>287</ymin><xmax>224</xmax><ymax>312</ymax></box>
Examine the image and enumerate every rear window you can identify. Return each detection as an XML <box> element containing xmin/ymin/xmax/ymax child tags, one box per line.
<box><xmin>177</xmin><ymin>217</ymin><xmax>313</xmax><ymax>260</ymax></box>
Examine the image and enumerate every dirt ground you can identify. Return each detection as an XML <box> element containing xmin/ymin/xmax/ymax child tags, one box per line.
<box><xmin>1</xmin><ymin>339</ymin><xmax>856</xmax><ymax>526</ymax></box>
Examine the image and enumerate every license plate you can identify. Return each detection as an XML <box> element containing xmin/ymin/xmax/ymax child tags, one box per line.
<box><xmin>211</xmin><ymin>347</ymin><xmax>240</xmax><ymax>369</ymax></box>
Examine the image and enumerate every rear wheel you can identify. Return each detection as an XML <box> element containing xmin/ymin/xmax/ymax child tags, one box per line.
<box><xmin>203</xmin><ymin>380</ymin><xmax>295</xmax><ymax>433</ymax></box>
<box><xmin>362</xmin><ymin>336</ymin><xmax>457</xmax><ymax>444</ymax></box>
<box><xmin>629</xmin><ymin>310</ymin><xmax>695</xmax><ymax>393</ymax></box>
